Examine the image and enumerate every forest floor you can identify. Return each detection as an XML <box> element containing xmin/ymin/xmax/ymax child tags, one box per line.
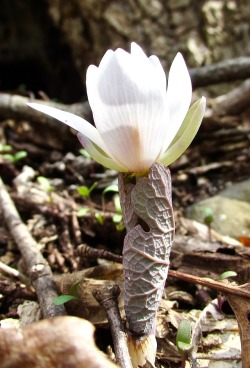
<box><xmin>0</xmin><ymin>89</ymin><xmax>249</xmax><ymax>368</ymax></box>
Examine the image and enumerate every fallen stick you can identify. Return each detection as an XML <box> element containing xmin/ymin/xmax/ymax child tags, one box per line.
<box><xmin>77</xmin><ymin>244</ymin><xmax>250</xmax><ymax>299</ymax></box>
<box><xmin>93</xmin><ymin>285</ymin><xmax>133</xmax><ymax>368</ymax></box>
<box><xmin>212</xmin><ymin>79</ymin><xmax>250</xmax><ymax>115</ymax></box>
<box><xmin>190</xmin><ymin>57</ymin><xmax>250</xmax><ymax>88</ymax></box>
<box><xmin>0</xmin><ymin>92</ymin><xmax>91</xmax><ymax>126</ymax></box>
<box><xmin>0</xmin><ymin>177</ymin><xmax>66</xmax><ymax>318</ymax></box>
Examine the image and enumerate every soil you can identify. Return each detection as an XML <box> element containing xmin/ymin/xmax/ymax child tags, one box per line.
<box><xmin>0</xmin><ymin>93</ymin><xmax>249</xmax><ymax>368</ymax></box>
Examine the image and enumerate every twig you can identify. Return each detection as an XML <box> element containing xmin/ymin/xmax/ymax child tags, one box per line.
<box><xmin>168</xmin><ymin>270</ymin><xmax>250</xmax><ymax>299</ymax></box>
<box><xmin>182</xmin><ymin>161</ymin><xmax>232</xmax><ymax>175</ymax></box>
<box><xmin>0</xmin><ymin>93</ymin><xmax>91</xmax><ymax>125</ymax></box>
<box><xmin>226</xmin><ymin>283</ymin><xmax>250</xmax><ymax>368</ymax></box>
<box><xmin>77</xmin><ymin>244</ymin><xmax>250</xmax><ymax>299</ymax></box>
<box><xmin>0</xmin><ymin>177</ymin><xmax>66</xmax><ymax>318</ymax></box>
<box><xmin>71</xmin><ymin>212</ymin><xmax>82</xmax><ymax>246</ymax></box>
<box><xmin>93</xmin><ymin>285</ymin><xmax>133</xmax><ymax>368</ymax></box>
<box><xmin>0</xmin><ymin>261</ymin><xmax>20</xmax><ymax>278</ymax></box>
<box><xmin>212</xmin><ymin>79</ymin><xmax>250</xmax><ymax>115</ymax></box>
<box><xmin>77</xmin><ymin>244</ymin><xmax>122</xmax><ymax>263</ymax></box>
<box><xmin>57</xmin><ymin>208</ymin><xmax>78</xmax><ymax>271</ymax></box>
<box><xmin>190</xmin><ymin>57</ymin><xmax>250</xmax><ymax>89</ymax></box>
<box><xmin>0</xmin><ymin>280</ymin><xmax>36</xmax><ymax>300</ymax></box>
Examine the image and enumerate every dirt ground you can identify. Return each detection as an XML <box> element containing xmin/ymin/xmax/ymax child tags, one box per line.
<box><xmin>0</xmin><ymin>83</ymin><xmax>249</xmax><ymax>367</ymax></box>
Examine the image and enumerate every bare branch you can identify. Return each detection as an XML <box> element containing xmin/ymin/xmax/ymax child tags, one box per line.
<box><xmin>212</xmin><ymin>79</ymin><xmax>250</xmax><ymax>115</ymax></box>
<box><xmin>93</xmin><ymin>285</ymin><xmax>133</xmax><ymax>368</ymax></box>
<box><xmin>77</xmin><ymin>243</ymin><xmax>122</xmax><ymax>263</ymax></box>
<box><xmin>190</xmin><ymin>57</ymin><xmax>250</xmax><ymax>89</ymax></box>
<box><xmin>0</xmin><ymin>177</ymin><xmax>66</xmax><ymax>318</ymax></box>
<box><xmin>226</xmin><ymin>283</ymin><xmax>250</xmax><ymax>368</ymax></box>
<box><xmin>0</xmin><ymin>92</ymin><xmax>92</xmax><ymax>126</ymax></box>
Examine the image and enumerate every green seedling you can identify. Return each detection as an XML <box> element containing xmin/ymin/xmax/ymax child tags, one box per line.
<box><xmin>112</xmin><ymin>193</ymin><xmax>124</xmax><ymax>231</ymax></box>
<box><xmin>3</xmin><ymin>150</ymin><xmax>28</xmax><ymax>163</ymax></box>
<box><xmin>176</xmin><ymin>319</ymin><xmax>193</xmax><ymax>368</ymax></box>
<box><xmin>54</xmin><ymin>294</ymin><xmax>79</xmax><ymax>305</ymax></box>
<box><xmin>219</xmin><ymin>270</ymin><xmax>237</xmax><ymax>281</ymax></box>
<box><xmin>112</xmin><ymin>194</ymin><xmax>122</xmax><ymax>222</ymax></box>
<box><xmin>77</xmin><ymin>182</ymin><xmax>97</xmax><ymax>199</ymax></box>
<box><xmin>217</xmin><ymin>270</ymin><xmax>237</xmax><ymax>311</ymax></box>
<box><xmin>203</xmin><ymin>207</ymin><xmax>213</xmax><ymax>226</ymax></box>
<box><xmin>79</xmin><ymin>148</ymin><xmax>91</xmax><ymax>158</ymax></box>
<box><xmin>102</xmin><ymin>184</ymin><xmax>119</xmax><ymax>210</ymax></box>
<box><xmin>112</xmin><ymin>213</ymin><xmax>123</xmax><ymax>223</ymax></box>
<box><xmin>37</xmin><ymin>176</ymin><xmax>54</xmax><ymax>203</ymax></box>
<box><xmin>76</xmin><ymin>207</ymin><xmax>90</xmax><ymax>217</ymax></box>
<box><xmin>203</xmin><ymin>207</ymin><xmax>213</xmax><ymax>242</ymax></box>
<box><xmin>77</xmin><ymin>207</ymin><xmax>104</xmax><ymax>224</ymax></box>
<box><xmin>102</xmin><ymin>184</ymin><xmax>119</xmax><ymax>195</ymax></box>
<box><xmin>102</xmin><ymin>184</ymin><xmax>124</xmax><ymax>230</ymax></box>
<box><xmin>0</xmin><ymin>144</ymin><xmax>12</xmax><ymax>152</ymax></box>
<box><xmin>95</xmin><ymin>212</ymin><xmax>104</xmax><ymax>225</ymax></box>
<box><xmin>54</xmin><ymin>279</ymin><xmax>81</xmax><ymax>305</ymax></box>
<box><xmin>37</xmin><ymin>176</ymin><xmax>54</xmax><ymax>193</ymax></box>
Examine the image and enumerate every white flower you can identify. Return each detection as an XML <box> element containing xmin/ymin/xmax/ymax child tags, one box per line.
<box><xmin>28</xmin><ymin>43</ymin><xmax>206</xmax><ymax>173</ymax></box>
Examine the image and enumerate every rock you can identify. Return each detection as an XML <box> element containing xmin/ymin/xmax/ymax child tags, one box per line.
<box><xmin>220</xmin><ymin>179</ymin><xmax>250</xmax><ymax>203</ymax></box>
<box><xmin>185</xmin><ymin>179</ymin><xmax>250</xmax><ymax>239</ymax></box>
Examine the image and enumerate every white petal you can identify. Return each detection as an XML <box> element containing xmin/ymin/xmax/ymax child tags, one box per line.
<box><xmin>86</xmin><ymin>48</ymin><xmax>169</xmax><ymax>172</ymax></box>
<box><xmin>27</xmin><ymin>103</ymin><xmax>109</xmax><ymax>155</ymax></box>
<box><xmin>149</xmin><ymin>55</ymin><xmax>166</xmax><ymax>90</ymax></box>
<box><xmin>159</xmin><ymin>97</ymin><xmax>206</xmax><ymax>166</ymax></box>
<box><xmin>86</xmin><ymin>50</ymin><xmax>114</xmax><ymax>111</ymax></box>
<box><xmin>92</xmin><ymin>97</ymin><xmax>169</xmax><ymax>172</ymax></box>
<box><xmin>130</xmin><ymin>42</ymin><xmax>150</xmax><ymax>64</ymax></box>
<box><xmin>161</xmin><ymin>53</ymin><xmax>192</xmax><ymax>153</ymax></box>
<box><xmin>77</xmin><ymin>133</ymin><xmax>128</xmax><ymax>172</ymax></box>
<box><xmin>86</xmin><ymin>64</ymin><xmax>99</xmax><ymax>111</ymax></box>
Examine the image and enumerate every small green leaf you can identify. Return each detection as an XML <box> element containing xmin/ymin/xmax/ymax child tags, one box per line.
<box><xmin>116</xmin><ymin>223</ymin><xmax>125</xmax><ymax>232</ymax></box>
<box><xmin>79</xmin><ymin>148</ymin><xmax>91</xmax><ymax>158</ymax></box>
<box><xmin>102</xmin><ymin>184</ymin><xmax>119</xmax><ymax>195</ymax></box>
<box><xmin>102</xmin><ymin>184</ymin><xmax>119</xmax><ymax>211</ymax></box>
<box><xmin>176</xmin><ymin>319</ymin><xmax>193</xmax><ymax>354</ymax></box>
<box><xmin>54</xmin><ymin>294</ymin><xmax>79</xmax><ymax>305</ymax></box>
<box><xmin>77</xmin><ymin>186</ymin><xmax>90</xmax><ymax>197</ymax></box>
<box><xmin>14</xmin><ymin>150</ymin><xmax>28</xmax><ymax>162</ymax></box>
<box><xmin>37</xmin><ymin>176</ymin><xmax>54</xmax><ymax>192</ymax></box>
<box><xmin>113</xmin><ymin>194</ymin><xmax>122</xmax><ymax>215</ymax></box>
<box><xmin>112</xmin><ymin>214</ymin><xmax>123</xmax><ymax>223</ymax></box>
<box><xmin>88</xmin><ymin>182</ymin><xmax>98</xmax><ymax>195</ymax></box>
<box><xmin>3</xmin><ymin>154</ymin><xmax>15</xmax><ymax>162</ymax></box>
<box><xmin>219</xmin><ymin>270</ymin><xmax>237</xmax><ymax>280</ymax></box>
<box><xmin>70</xmin><ymin>280</ymin><xmax>82</xmax><ymax>296</ymax></box>
<box><xmin>95</xmin><ymin>213</ymin><xmax>104</xmax><ymax>225</ymax></box>
<box><xmin>204</xmin><ymin>207</ymin><xmax>214</xmax><ymax>226</ymax></box>
<box><xmin>76</xmin><ymin>207</ymin><xmax>90</xmax><ymax>217</ymax></box>
<box><xmin>0</xmin><ymin>144</ymin><xmax>12</xmax><ymax>152</ymax></box>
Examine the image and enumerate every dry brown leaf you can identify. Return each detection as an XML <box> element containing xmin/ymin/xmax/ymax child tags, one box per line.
<box><xmin>0</xmin><ymin>316</ymin><xmax>117</xmax><ymax>368</ymax></box>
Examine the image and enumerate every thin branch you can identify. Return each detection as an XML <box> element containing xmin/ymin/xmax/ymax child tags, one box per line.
<box><xmin>1</xmin><ymin>58</ymin><xmax>250</xmax><ymax>128</ymax></box>
<box><xmin>168</xmin><ymin>270</ymin><xmax>250</xmax><ymax>299</ymax></box>
<box><xmin>93</xmin><ymin>285</ymin><xmax>133</xmax><ymax>368</ymax></box>
<box><xmin>190</xmin><ymin>57</ymin><xmax>250</xmax><ymax>89</ymax></box>
<box><xmin>78</xmin><ymin>244</ymin><xmax>250</xmax><ymax>299</ymax></box>
<box><xmin>212</xmin><ymin>79</ymin><xmax>250</xmax><ymax>115</ymax></box>
<box><xmin>0</xmin><ymin>92</ymin><xmax>92</xmax><ymax>127</ymax></box>
<box><xmin>0</xmin><ymin>261</ymin><xmax>20</xmax><ymax>278</ymax></box>
<box><xmin>77</xmin><ymin>243</ymin><xmax>122</xmax><ymax>263</ymax></box>
<box><xmin>0</xmin><ymin>177</ymin><xmax>66</xmax><ymax>318</ymax></box>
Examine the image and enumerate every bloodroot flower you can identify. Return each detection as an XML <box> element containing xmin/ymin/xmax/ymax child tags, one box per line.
<box><xmin>28</xmin><ymin>43</ymin><xmax>205</xmax><ymax>173</ymax></box>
